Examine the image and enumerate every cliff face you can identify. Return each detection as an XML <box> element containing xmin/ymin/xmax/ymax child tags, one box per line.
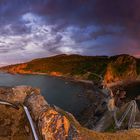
<box><xmin>3</xmin><ymin>63</ymin><xmax>31</xmax><ymax>74</ymax></box>
<box><xmin>0</xmin><ymin>86</ymin><xmax>139</xmax><ymax>140</ymax></box>
<box><xmin>104</xmin><ymin>55</ymin><xmax>137</xmax><ymax>83</ymax></box>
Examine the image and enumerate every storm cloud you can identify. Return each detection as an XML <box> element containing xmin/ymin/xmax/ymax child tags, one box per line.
<box><xmin>0</xmin><ymin>0</ymin><xmax>140</xmax><ymax>64</ymax></box>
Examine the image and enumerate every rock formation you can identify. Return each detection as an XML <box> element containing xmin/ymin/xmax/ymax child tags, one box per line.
<box><xmin>104</xmin><ymin>55</ymin><xmax>137</xmax><ymax>83</ymax></box>
<box><xmin>0</xmin><ymin>86</ymin><xmax>139</xmax><ymax>140</ymax></box>
<box><xmin>0</xmin><ymin>86</ymin><xmax>81</xmax><ymax>140</ymax></box>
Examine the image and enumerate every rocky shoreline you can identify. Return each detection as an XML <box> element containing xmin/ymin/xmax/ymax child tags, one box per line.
<box><xmin>3</xmin><ymin>68</ymin><xmax>140</xmax><ymax>88</ymax></box>
<box><xmin>0</xmin><ymin>70</ymin><xmax>94</xmax><ymax>86</ymax></box>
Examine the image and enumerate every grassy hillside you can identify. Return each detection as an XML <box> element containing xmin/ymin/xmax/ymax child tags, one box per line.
<box><xmin>1</xmin><ymin>54</ymin><xmax>109</xmax><ymax>81</ymax></box>
<box><xmin>25</xmin><ymin>54</ymin><xmax>108</xmax><ymax>74</ymax></box>
<box><xmin>1</xmin><ymin>54</ymin><xmax>140</xmax><ymax>83</ymax></box>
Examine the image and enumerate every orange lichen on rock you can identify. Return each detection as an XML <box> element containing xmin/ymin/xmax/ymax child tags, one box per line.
<box><xmin>38</xmin><ymin>109</ymin><xmax>73</xmax><ymax>140</ymax></box>
<box><xmin>0</xmin><ymin>86</ymin><xmax>139</xmax><ymax>140</ymax></box>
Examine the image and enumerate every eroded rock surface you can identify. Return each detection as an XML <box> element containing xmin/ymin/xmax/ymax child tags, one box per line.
<box><xmin>104</xmin><ymin>55</ymin><xmax>137</xmax><ymax>83</ymax></box>
<box><xmin>0</xmin><ymin>86</ymin><xmax>81</xmax><ymax>140</ymax></box>
<box><xmin>0</xmin><ymin>86</ymin><xmax>139</xmax><ymax>140</ymax></box>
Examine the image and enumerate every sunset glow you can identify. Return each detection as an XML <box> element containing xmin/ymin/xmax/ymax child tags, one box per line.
<box><xmin>0</xmin><ymin>0</ymin><xmax>140</xmax><ymax>64</ymax></box>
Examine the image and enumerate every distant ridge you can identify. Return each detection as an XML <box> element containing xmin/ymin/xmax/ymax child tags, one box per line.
<box><xmin>1</xmin><ymin>54</ymin><xmax>140</xmax><ymax>83</ymax></box>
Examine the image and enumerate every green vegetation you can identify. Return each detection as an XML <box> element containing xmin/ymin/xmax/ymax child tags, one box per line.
<box><xmin>13</xmin><ymin>54</ymin><xmax>109</xmax><ymax>81</ymax></box>
<box><xmin>110</xmin><ymin>55</ymin><xmax>135</xmax><ymax>76</ymax></box>
<box><xmin>1</xmin><ymin>54</ymin><xmax>140</xmax><ymax>82</ymax></box>
<box><xmin>110</xmin><ymin>61</ymin><xmax>131</xmax><ymax>76</ymax></box>
<box><xmin>29</xmin><ymin>54</ymin><xmax>108</xmax><ymax>76</ymax></box>
<box><xmin>105</xmin><ymin>122</ymin><xmax>116</xmax><ymax>132</ymax></box>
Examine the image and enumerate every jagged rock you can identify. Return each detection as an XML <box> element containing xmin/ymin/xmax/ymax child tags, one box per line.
<box><xmin>25</xmin><ymin>92</ymin><xmax>81</xmax><ymax>140</ymax></box>
<box><xmin>0</xmin><ymin>86</ymin><xmax>40</xmax><ymax>104</ymax></box>
<box><xmin>0</xmin><ymin>86</ymin><xmax>139</xmax><ymax>140</ymax></box>
<box><xmin>25</xmin><ymin>94</ymin><xmax>49</xmax><ymax>121</ymax></box>
<box><xmin>104</xmin><ymin>55</ymin><xmax>137</xmax><ymax>83</ymax></box>
<box><xmin>0</xmin><ymin>86</ymin><xmax>81</xmax><ymax>140</ymax></box>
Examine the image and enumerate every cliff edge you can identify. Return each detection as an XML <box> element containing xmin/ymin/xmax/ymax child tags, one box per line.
<box><xmin>0</xmin><ymin>86</ymin><xmax>139</xmax><ymax>140</ymax></box>
<box><xmin>104</xmin><ymin>55</ymin><xmax>137</xmax><ymax>83</ymax></box>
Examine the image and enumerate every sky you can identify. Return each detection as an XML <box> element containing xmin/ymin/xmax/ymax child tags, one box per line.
<box><xmin>0</xmin><ymin>0</ymin><xmax>140</xmax><ymax>65</ymax></box>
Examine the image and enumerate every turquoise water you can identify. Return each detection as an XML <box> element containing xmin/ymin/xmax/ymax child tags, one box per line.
<box><xmin>0</xmin><ymin>73</ymin><xmax>88</xmax><ymax>116</ymax></box>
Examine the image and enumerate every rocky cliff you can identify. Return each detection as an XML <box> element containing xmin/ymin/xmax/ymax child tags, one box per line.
<box><xmin>104</xmin><ymin>55</ymin><xmax>138</xmax><ymax>83</ymax></box>
<box><xmin>0</xmin><ymin>86</ymin><xmax>139</xmax><ymax>140</ymax></box>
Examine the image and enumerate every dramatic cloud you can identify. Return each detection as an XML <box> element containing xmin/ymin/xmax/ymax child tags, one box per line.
<box><xmin>0</xmin><ymin>0</ymin><xmax>140</xmax><ymax>64</ymax></box>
